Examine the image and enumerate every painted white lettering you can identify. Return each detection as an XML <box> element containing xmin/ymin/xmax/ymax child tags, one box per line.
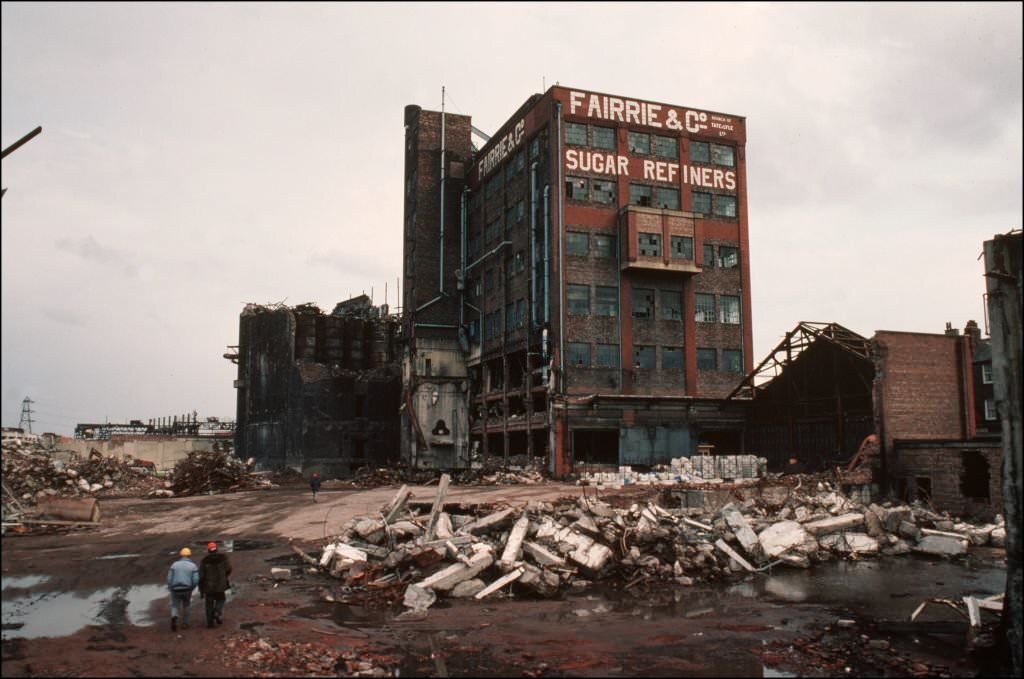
<box><xmin>609</xmin><ymin>97</ymin><xmax>625</xmax><ymax>122</ymax></box>
<box><xmin>565</xmin><ymin>149</ymin><xmax>579</xmax><ymax>171</ymax></box>
<box><xmin>667</xmin><ymin>163</ymin><xmax>677</xmax><ymax>183</ymax></box>
<box><xmin>701</xmin><ymin>167</ymin><xmax>712</xmax><ymax>187</ymax></box>
<box><xmin>625</xmin><ymin>100</ymin><xmax>641</xmax><ymax>125</ymax></box>
<box><xmin>643</xmin><ymin>159</ymin><xmax>655</xmax><ymax>180</ymax></box>
<box><xmin>655</xmin><ymin>161</ymin><xmax>668</xmax><ymax>182</ymax></box>
<box><xmin>578</xmin><ymin>151</ymin><xmax>591</xmax><ymax>172</ymax></box>
<box><xmin>713</xmin><ymin>169</ymin><xmax>724</xmax><ymax>189</ymax></box>
<box><xmin>592</xmin><ymin>154</ymin><xmax>605</xmax><ymax>174</ymax></box>
<box><xmin>588</xmin><ymin>94</ymin><xmax>602</xmax><ymax>119</ymax></box>
<box><xmin>570</xmin><ymin>91</ymin><xmax>585</xmax><ymax>115</ymax></box>
<box><xmin>618</xmin><ymin>155</ymin><xmax>629</xmax><ymax>176</ymax></box>
<box><xmin>725</xmin><ymin>172</ymin><xmax>736</xmax><ymax>191</ymax></box>
<box><xmin>685</xmin><ymin>110</ymin><xmax>702</xmax><ymax>134</ymax></box>
<box><xmin>648</xmin><ymin>104</ymin><xmax>661</xmax><ymax>128</ymax></box>
<box><xmin>689</xmin><ymin>166</ymin><xmax>701</xmax><ymax>186</ymax></box>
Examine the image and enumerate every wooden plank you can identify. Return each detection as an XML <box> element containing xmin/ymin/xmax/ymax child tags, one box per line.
<box><xmin>474</xmin><ymin>567</ymin><xmax>525</xmax><ymax>600</ymax></box>
<box><xmin>714</xmin><ymin>538</ymin><xmax>755</xmax><ymax>572</ymax></box>
<box><xmin>424</xmin><ymin>474</ymin><xmax>451</xmax><ymax>542</ymax></box>
<box><xmin>382</xmin><ymin>485</ymin><xmax>411</xmax><ymax>523</ymax></box>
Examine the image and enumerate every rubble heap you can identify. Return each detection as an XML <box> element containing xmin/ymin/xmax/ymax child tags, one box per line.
<box><xmin>293</xmin><ymin>476</ymin><xmax>1005</xmax><ymax>613</ymax></box>
<box><xmin>169</xmin><ymin>450</ymin><xmax>275</xmax><ymax>496</ymax></box>
<box><xmin>1</xmin><ymin>439</ymin><xmax>164</xmax><ymax>507</ymax></box>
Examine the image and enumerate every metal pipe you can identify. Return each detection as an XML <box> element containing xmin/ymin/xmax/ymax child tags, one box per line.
<box><xmin>466</xmin><ymin>240</ymin><xmax>512</xmax><ymax>272</ymax></box>
<box><xmin>460</xmin><ymin>187</ymin><xmax>469</xmax><ymax>328</ymax></box>
<box><xmin>543</xmin><ymin>185</ymin><xmax>551</xmax><ymax>326</ymax></box>
<box><xmin>555</xmin><ymin>102</ymin><xmax>565</xmax><ymax>381</ymax></box>
<box><xmin>416</xmin><ymin>295</ymin><xmax>444</xmax><ymax>313</ymax></box>
<box><xmin>530</xmin><ymin>161</ymin><xmax>539</xmax><ymax>327</ymax></box>
<box><xmin>439</xmin><ymin>87</ymin><xmax>446</xmax><ymax>296</ymax></box>
<box><xmin>415</xmin><ymin>323</ymin><xmax>459</xmax><ymax>329</ymax></box>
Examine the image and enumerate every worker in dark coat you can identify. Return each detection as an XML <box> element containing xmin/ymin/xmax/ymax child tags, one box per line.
<box><xmin>310</xmin><ymin>471</ymin><xmax>321</xmax><ymax>502</ymax></box>
<box><xmin>198</xmin><ymin>541</ymin><xmax>232</xmax><ymax>628</ymax></box>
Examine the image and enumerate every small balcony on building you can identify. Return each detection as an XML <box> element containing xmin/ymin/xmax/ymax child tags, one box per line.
<box><xmin>618</xmin><ymin>205</ymin><xmax>702</xmax><ymax>275</ymax></box>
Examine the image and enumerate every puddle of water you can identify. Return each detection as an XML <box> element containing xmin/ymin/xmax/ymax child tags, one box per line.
<box><xmin>1</xmin><ymin>584</ymin><xmax>167</xmax><ymax>640</ymax></box>
<box><xmin>763</xmin><ymin>667</ymin><xmax>798</xmax><ymax>677</ymax></box>
<box><xmin>2</xmin><ymin>575</ymin><xmax>52</xmax><ymax>591</ymax></box>
<box><xmin>197</xmin><ymin>539</ymin><xmax>270</xmax><ymax>552</ymax></box>
<box><xmin>94</xmin><ymin>553</ymin><xmax>142</xmax><ymax>560</ymax></box>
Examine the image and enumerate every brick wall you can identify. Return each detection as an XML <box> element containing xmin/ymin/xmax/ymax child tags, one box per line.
<box><xmin>892</xmin><ymin>442</ymin><xmax>1003</xmax><ymax>518</ymax></box>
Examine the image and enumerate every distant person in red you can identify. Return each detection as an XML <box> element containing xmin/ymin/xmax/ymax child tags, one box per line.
<box><xmin>198</xmin><ymin>541</ymin><xmax>232</xmax><ymax>628</ymax></box>
<box><xmin>310</xmin><ymin>471</ymin><xmax>321</xmax><ymax>502</ymax></box>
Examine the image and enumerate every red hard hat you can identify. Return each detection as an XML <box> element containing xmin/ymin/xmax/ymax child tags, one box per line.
<box><xmin>207</xmin><ymin>541</ymin><xmax>218</xmax><ymax>551</ymax></box>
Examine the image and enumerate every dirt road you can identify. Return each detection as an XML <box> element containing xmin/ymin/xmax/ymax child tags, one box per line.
<box><xmin>1</xmin><ymin>484</ymin><xmax>1006</xmax><ymax>677</ymax></box>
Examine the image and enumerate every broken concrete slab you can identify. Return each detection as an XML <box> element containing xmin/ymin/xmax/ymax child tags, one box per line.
<box><xmin>913</xmin><ymin>534</ymin><xmax>968</xmax><ymax>557</ymax></box>
<box><xmin>423</xmin><ymin>473</ymin><xmax>451</xmax><ymax>541</ymax></box>
<box><xmin>720</xmin><ymin>504</ymin><xmax>760</xmax><ymax>559</ymax></box>
<box><xmin>403</xmin><ymin>584</ymin><xmax>437</xmax><ymax>610</ymax></box>
<box><xmin>450</xmin><ymin>579</ymin><xmax>486</xmax><ymax>599</ymax></box>
<box><xmin>758</xmin><ymin>521</ymin><xmax>809</xmax><ymax>558</ymax></box>
<box><xmin>418</xmin><ymin>545</ymin><xmax>494</xmax><ymax>592</ymax></box>
<box><xmin>522</xmin><ymin>540</ymin><xmax>567</xmax><ymax>568</ymax></box>
<box><xmin>990</xmin><ymin>526</ymin><xmax>1006</xmax><ymax>547</ymax></box>
<box><xmin>459</xmin><ymin>507</ymin><xmax>515</xmax><ymax>535</ymax></box>
<box><xmin>882</xmin><ymin>506</ymin><xmax>914</xmax><ymax>533</ymax></box>
<box><xmin>804</xmin><ymin>512</ymin><xmax>865</xmax><ymax>536</ymax></box>
<box><xmin>271</xmin><ymin>567</ymin><xmax>291</xmax><ymax>581</ymax></box>
<box><xmin>518</xmin><ymin>563</ymin><xmax>561</xmax><ymax>596</ymax></box>
<box><xmin>818</xmin><ymin>532</ymin><xmax>879</xmax><ymax>554</ymax></box>
<box><xmin>500</xmin><ymin>516</ymin><xmax>530</xmax><ymax>566</ymax></box>
<box><xmin>474</xmin><ymin>567</ymin><xmax>525</xmax><ymax>599</ymax></box>
<box><xmin>714</xmin><ymin>538</ymin><xmax>755</xmax><ymax>572</ymax></box>
<box><xmin>548</xmin><ymin>525</ymin><xmax>614</xmax><ymax>572</ymax></box>
<box><xmin>898</xmin><ymin>520</ymin><xmax>922</xmax><ymax>541</ymax></box>
<box><xmin>382</xmin><ymin>484</ymin><xmax>411</xmax><ymax>523</ymax></box>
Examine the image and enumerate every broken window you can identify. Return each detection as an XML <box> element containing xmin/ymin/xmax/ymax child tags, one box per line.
<box><xmin>719</xmin><ymin>295</ymin><xmax>741</xmax><ymax>325</ymax></box>
<box><xmin>653</xmin><ymin>134</ymin><xmax>678</xmax><ymax>159</ymax></box>
<box><xmin>567</xmin><ymin>284</ymin><xmax>590</xmax><ymax>315</ymax></box>
<box><xmin>592</xmin><ymin>126</ymin><xmax>616</xmax><ymax>150</ymax></box>
<box><xmin>596</xmin><ymin>343</ymin><xmax>619</xmax><ymax>368</ymax></box>
<box><xmin>568</xmin><ymin>342</ymin><xmax>591</xmax><ymax>368</ymax></box>
<box><xmin>718</xmin><ymin>245</ymin><xmax>739</xmax><ymax>268</ymax></box>
<box><xmin>723</xmin><ymin>349</ymin><xmax>743</xmax><ymax>373</ymax></box>
<box><xmin>660</xmin><ymin>290</ymin><xmax>681</xmax><ymax>320</ymax></box>
<box><xmin>695</xmin><ymin>293</ymin><xmax>716</xmax><ymax>323</ymax></box>
<box><xmin>639</xmin><ymin>232</ymin><xmax>661</xmax><ymax>257</ymax></box>
<box><xmin>594</xmin><ymin>234</ymin><xmax>616</xmax><ymax>258</ymax></box>
<box><xmin>632</xmin><ymin>288</ymin><xmax>655</xmax><ymax>318</ymax></box>
<box><xmin>634</xmin><ymin>345</ymin><xmax>655</xmax><ymax>370</ymax></box>
<box><xmin>710</xmin><ymin>143</ymin><xmax>735</xmax><ymax>167</ymax></box>
<box><xmin>915</xmin><ymin>477</ymin><xmax>932</xmax><ymax>503</ymax></box>
<box><xmin>961</xmin><ymin>451</ymin><xmax>990</xmax><ymax>500</ymax></box>
<box><xmin>671</xmin><ymin>235</ymin><xmax>694</xmax><ymax>260</ymax></box>
<box><xmin>702</xmin><ymin>243</ymin><xmax>715</xmax><ymax>268</ymax></box>
<box><xmin>566</xmin><ymin>176</ymin><xmax>589</xmax><ymax>200</ymax></box>
<box><xmin>697</xmin><ymin>348</ymin><xmax>717</xmax><ymax>370</ymax></box>
<box><xmin>566</xmin><ymin>231</ymin><xmax>590</xmax><ymax>256</ymax></box>
<box><xmin>566</xmin><ymin>122</ymin><xmax>588</xmax><ymax>146</ymax></box>
<box><xmin>690</xmin><ymin>141</ymin><xmax>710</xmax><ymax>163</ymax></box>
<box><xmin>629</xmin><ymin>184</ymin><xmax>653</xmax><ymax>207</ymax></box>
<box><xmin>692</xmin><ymin>191</ymin><xmax>711</xmax><ymax>214</ymax></box>
<box><xmin>655</xmin><ymin>187</ymin><xmax>680</xmax><ymax>210</ymax></box>
<box><xmin>662</xmin><ymin>346</ymin><xmax>683</xmax><ymax>369</ymax></box>
<box><xmin>591</xmin><ymin>179</ymin><xmax>616</xmax><ymax>205</ymax></box>
<box><xmin>713</xmin><ymin>194</ymin><xmax>737</xmax><ymax>218</ymax></box>
<box><xmin>595</xmin><ymin>286</ymin><xmax>618</xmax><ymax>316</ymax></box>
<box><xmin>628</xmin><ymin>131</ymin><xmax>650</xmax><ymax>154</ymax></box>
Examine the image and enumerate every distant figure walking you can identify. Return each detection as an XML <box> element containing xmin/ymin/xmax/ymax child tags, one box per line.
<box><xmin>310</xmin><ymin>471</ymin><xmax>321</xmax><ymax>503</ymax></box>
<box><xmin>198</xmin><ymin>541</ymin><xmax>232</xmax><ymax>628</ymax></box>
<box><xmin>167</xmin><ymin>547</ymin><xmax>199</xmax><ymax>632</ymax></box>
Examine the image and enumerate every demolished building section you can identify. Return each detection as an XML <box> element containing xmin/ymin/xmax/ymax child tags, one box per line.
<box><xmin>232</xmin><ymin>296</ymin><xmax>401</xmax><ymax>477</ymax></box>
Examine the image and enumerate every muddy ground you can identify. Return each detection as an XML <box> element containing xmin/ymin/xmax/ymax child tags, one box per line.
<box><xmin>1</xmin><ymin>483</ymin><xmax>1008</xmax><ymax>677</ymax></box>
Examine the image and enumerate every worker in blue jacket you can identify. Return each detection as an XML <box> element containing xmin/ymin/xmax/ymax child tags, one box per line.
<box><xmin>167</xmin><ymin>546</ymin><xmax>199</xmax><ymax>631</ymax></box>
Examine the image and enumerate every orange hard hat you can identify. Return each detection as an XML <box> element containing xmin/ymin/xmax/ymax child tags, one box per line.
<box><xmin>207</xmin><ymin>541</ymin><xmax>218</xmax><ymax>552</ymax></box>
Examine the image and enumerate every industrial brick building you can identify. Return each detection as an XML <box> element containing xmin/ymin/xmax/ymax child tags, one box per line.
<box><xmin>402</xmin><ymin>86</ymin><xmax>752</xmax><ymax>475</ymax></box>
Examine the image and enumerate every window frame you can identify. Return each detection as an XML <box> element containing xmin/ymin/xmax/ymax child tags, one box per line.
<box><xmin>981</xmin><ymin>363</ymin><xmax>993</xmax><ymax>384</ymax></box>
<box><xmin>661</xmin><ymin>346</ymin><xmax>683</xmax><ymax>370</ymax></box>
<box><xmin>595</xmin><ymin>286</ymin><xmax>618</xmax><ymax>317</ymax></box>
<box><xmin>596</xmin><ymin>343</ymin><xmax>620</xmax><ymax>368</ymax></box>
<box><xmin>692</xmin><ymin>191</ymin><xmax>711</xmax><ymax>214</ymax></box>
<box><xmin>592</xmin><ymin>125</ymin><xmax>616</xmax><ymax>150</ymax></box>
<box><xmin>660</xmin><ymin>290</ymin><xmax>682</xmax><ymax>320</ymax></box>
<box><xmin>628</xmin><ymin>131</ymin><xmax>650</xmax><ymax>155</ymax></box>
<box><xmin>653</xmin><ymin>134</ymin><xmax>678</xmax><ymax>159</ymax></box>
<box><xmin>634</xmin><ymin>345</ymin><xmax>656</xmax><ymax>370</ymax></box>
<box><xmin>984</xmin><ymin>398</ymin><xmax>997</xmax><ymax>421</ymax></box>
<box><xmin>713</xmin><ymin>194</ymin><xmax>737</xmax><ymax>218</ymax></box>
<box><xmin>696</xmin><ymin>348</ymin><xmax>717</xmax><ymax>371</ymax></box>
<box><xmin>594</xmin><ymin>234</ymin><xmax>616</xmax><ymax>258</ymax></box>
<box><xmin>638</xmin><ymin>232</ymin><xmax>661</xmax><ymax>257</ymax></box>
<box><xmin>565</xmin><ymin>122</ymin><xmax>588</xmax><ymax>146</ymax></box>
<box><xmin>695</xmin><ymin>293</ymin><xmax>716</xmax><ymax>323</ymax></box>
<box><xmin>567</xmin><ymin>284</ymin><xmax>591</xmax><ymax>315</ymax></box>
<box><xmin>629</xmin><ymin>183</ymin><xmax>653</xmax><ymax>207</ymax></box>
<box><xmin>719</xmin><ymin>295</ymin><xmax>741</xmax><ymax>325</ymax></box>
<box><xmin>566</xmin><ymin>231</ymin><xmax>590</xmax><ymax>257</ymax></box>
<box><xmin>671</xmin><ymin>235</ymin><xmax>694</xmax><ymax>260</ymax></box>
<box><xmin>566</xmin><ymin>176</ymin><xmax>590</xmax><ymax>201</ymax></box>
<box><xmin>632</xmin><ymin>287</ymin><xmax>655</xmax><ymax>319</ymax></box>
<box><xmin>718</xmin><ymin>245</ymin><xmax>739</xmax><ymax>268</ymax></box>
<box><xmin>654</xmin><ymin>186</ymin><xmax>680</xmax><ymax>210</ymax></box>
<box><xmin>722</xmin><ymin>349</ymin><xmax>743</xmax><ymax>373</ymax></box>
<box><xmin>568</xmin><ymin>342</ymin><xmax>591</xmax><ymax>368</ymax></box>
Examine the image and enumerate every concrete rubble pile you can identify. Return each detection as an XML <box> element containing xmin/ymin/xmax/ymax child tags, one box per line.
<box><xmin>579</xmin><ymin>455</ymin><xmax>768</xmax><ymax>487</ymax></box>
<box><xmin>294</xmin><ymin>475</ymin><xmax>1005</xmax><ymax>614</ymax></box>
<box><xmin>169</xmin><ymin>450</ymin><xmax>276</xmax><ymax>496</ymax></box>
<box><xmin>1</xmin><ymin>439</ymin><xmax>164</xmax><ymax>505</ymax></box>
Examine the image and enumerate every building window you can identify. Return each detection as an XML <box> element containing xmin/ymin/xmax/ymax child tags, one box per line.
<box><xmin>596</xmin><ymin>343</ymin><xmax>619</xmax><ymax>368</ymax></box>
<box><xmin>653</xmin><ymin>135</ymin><xmax>678</xmax><ymax>159</ymax></box>
<box><xmin>633</xmin><ymin>288</ymin><xmax>655</xmax><ymax>318</ymax></box>
<box><xmin>638</xmin><ymin>232</ymin><xmax>661</xmax><ymax>257</ymax></box>
<box><xmin>514</xmin><ymin>150</ymin><xmax>525</xmax><ymax>173</ymax></box>
<box><xmin>594</xmin><ymin>234</ymin><xmax>616</xmax><ymax>258</ymax></box>
<box><xmin>690</xmin><ymin>141</ymin><xmax>710</xmax><ymax>163</ymax></box>
<box><xmin>591</xmin><ymin>179</ymin><xmax>616</xmax><ymax>205</ymax></box>
<box><xmin>506</xmin><ymin>303</ymin><xmax>514</xmax><ymax>333</ymax></box>
<box><xmin>723</xmin><ymin>349</ymin><xmax>743</xmax><ymax>373</ymax></box>
<box><xmin>982</xmin><ymin>363</ymin><xmax>993</xmax><ymax>384</ymax></box>
<box><xmin>692</xmin><ymin>191</ymin><xmax>711</xmax><ymax>214</ymax></box>
<box><xmin>710</xmin><ymin>143</ymin><xmax>735</xmax><ymax>167</ymax></box>
<box><xmin>713</xmin><ymin>194</ymin><xmax>737</xmax><ymax>218</ymax></box>
<box><xmin>660</xmin><ymin>290</ymin><xmax>681</xmax><ymax>320</ymax></box>
<box><xmin>628</xmin><ymin>131</ymin><xmax>650</xmax><ymax>154</ymax></box>
<box><xmin>985</xmin><ymin>398</ymin><xmax>997</xmax><ymax>421</ymax></box>
<box><xmin>629</xmin><ymin>183</ymin><xmax>652</xmax><ymax>207</ymax></box>
<box><xmin>595</xmin><ymin>286</ymin><xmax>618</xmax><ymax>316</ymax></box>
<box><xmin>568</xmin><ymin>342</ymin><xmax>590</xmax><ymax>368</ymax></box>
<box><xmin>529</xmin><ymin>136</ymin><xmax>540</xmax><ymax>159</ymax></box>
<box><xmin>566</xmin><ymin>231</ymin><xmax>590</xmax><ymax>256</ymax></box>
<box><xmin>697</xmin><ymin>348</ymin><xmax>717</xmax><ymax>370</ymax></box>
<box><xmin>567</xmin><ymin>284</ymin><xmax>590</xmax><ymax>315</ymax></box>
<box><xmin>719</xmin><ymin>295</ymin><xmax>741</xmax><ymax>324</ymax></box>
<box><xmin>662</xmin><ymin>346</ymin><xmax>683</xmax><ymax>369</ymax></box>
<box><xmin>633</xmin><ymin>345</ymin><xmax>654</xmax><ymax>370</ymax></box>
<box><xmin>592</xmin><ymin>125</ymin><xmax>616</xmax><ymax>150</ymax></box>
<box><xmin>671</xmin><ymin>235</ymin><xmax>693</xmax><ymax>260</ymax></box>
<box><xmin>695</xmin><ymin>293</ymin><xmax>716</xmax><ymax>323</ymax></box>
<box><xmin>718</xmin><ymin>245</ymin><xmax>739</xmax><ymax>268</ymax></box>
<box><xmin>566</xmin><ymin>176</ymin><xmax>589</xmax><ymax>200</ymax></box>
<box><xmin>566</xmin><ymin>122</ymin><xmax>587</xmax><ymax>146</ymax></box>
<box><xmin>655</xmin><ymin>187</ymin><xmax>680</xmax><ymax>210</ymax></box>
<box><xmin>703</xmin><ymin>243</ymin><xmax>715</xmax><ymax>268</ymax></box>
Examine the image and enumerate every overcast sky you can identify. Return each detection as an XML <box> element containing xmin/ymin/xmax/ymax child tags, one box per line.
<box><xmin>2</xmin><ymin>2</ymin><xmax>1021</xmax><ymax>435</ymax></box>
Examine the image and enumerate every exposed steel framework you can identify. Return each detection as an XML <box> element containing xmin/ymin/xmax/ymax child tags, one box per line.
<box><xmin>727</xmin><ymin>322</ymin><xmax>871</xmax><ymax>401</ymax></box>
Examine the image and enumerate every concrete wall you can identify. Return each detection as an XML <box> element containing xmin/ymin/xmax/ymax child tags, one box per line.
<box><xmin>52</xmin><ymin>438</ymin><xmax>219</xmax><ymax>471</ymax></box>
